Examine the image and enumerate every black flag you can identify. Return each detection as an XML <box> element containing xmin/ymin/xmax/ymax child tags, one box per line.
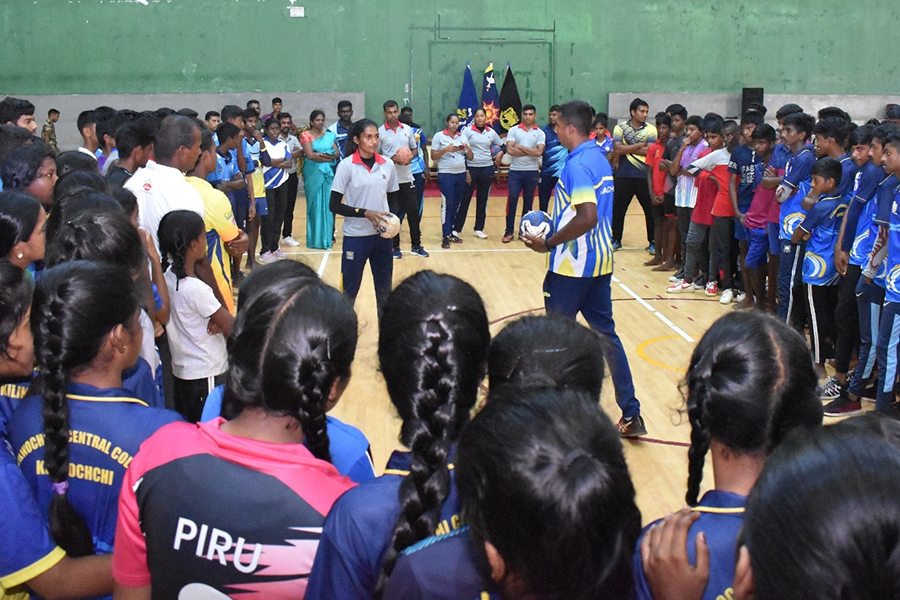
<box><xmin>497</xmin><ymin>63</ymin><xmax>522</xmax><ymax>135</ymax></box>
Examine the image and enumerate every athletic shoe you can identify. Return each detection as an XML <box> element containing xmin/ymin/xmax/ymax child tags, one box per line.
<box><xmin>449</xmin><ymin>234</ymin><xmax>463</xmax><ymax>244</ymax></box>
<box><xmin>617</xmin><ymin>415</ymin><xmax>647</xmax><ymax>438</ymax></box>
<box><xmin>258</xmin><ymin>251</ymin><xmax>277</xmax><ymax>264</ymax></box>
<box><xmin>612</xmin><ymin>240</ymin><xmax>622</xmax><ymax>251</ymax></box>
<box><xmin>692</xmin><ymin>281</ymin><xmax>706</xmax><ymax>291</ymax></box>
<box><xmin>735</xmin><ymin>290</ymin><xmax>746</xmax><ymax>303</ymax></box>
<box><xmin>393</xmin><ymin>248</ymin><xmax>403</xmax><ymax>260</ymax></box>
<box><xmin>674</xmin><ymin>268</ymin><xmax>685</xmax><ymax>279</ymax></box>
<box><xmin>272</xmin><ymin>249</ymin><xmax>286</xmax><ymax>259</ymax></box>
<box><xmin>667</xmin><ymin>280</ymin><xmax>694</xmax><ymax>294</ymax></box>
<box><xmin>646</xmin><ymin>243</ymin><xmax>655</xmax><ymax>255</ymax></box>
<box><xmin>502</xmin><ymin>233</ymin><xmax>514</xmax><ymax>243</ymax></box>
<box><xmin>705</xmin><ymin>281</ymin><xmax>719</xmax><ymax>296</ymax></box>
<box><xmin>669</xmin><ymin>274</ymin><xmax>682</xmax><ymax>282</ymax></box>
<box><xmin>410</xmin><ymin>246</ymin><xmax>429</xmax><ymax>258</ymax></box>
<box><xmin>452</xmin><ymin>230</ymin><xmax>461</xmax><ymax>238</ymax></box>
<box><xmin>823</xmin><ymin>394</ymin><xmax>862</xmax><ymax>417</ymax></box>
<box><xmin>441</xmin><ymin>237</ymin><xmax>451</xmax><ymax>249</ymax></box>
<box><xmin>819</xmin><ymin>376</ymin><xmax>842</xmax><ymax>401</ymax></box>
<box><xmin>473</xmin><ymin>230</ymin><xmax>488</xmax><ymax>239</ymax></box>
<box><xmin>281</xmin><ymin>236</ymin><xmax>300</xmax><ymax>247</ymax></box>
<box><xmin>719</xmin><ymin>289</ymin><xmax>734</xmax><ymax>304</ymax></box>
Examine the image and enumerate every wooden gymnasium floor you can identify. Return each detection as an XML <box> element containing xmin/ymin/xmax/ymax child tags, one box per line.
<box><xmin>265</xmin><ymin>193</ymin><xmax>733</xmax><ymax>524</ymax></box>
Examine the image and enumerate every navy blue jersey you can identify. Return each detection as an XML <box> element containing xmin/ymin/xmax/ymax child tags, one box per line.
<box><xmin>8</xmin><ymin>382</ymin><xmax>182</xmax><ymax>555</ymax></box>
<box><xmin>848</xmin><ymin>162</ymin><xmax>887</xmax><ymax>262</ymax></box>
<box><xmin>728</xmin><ymin>144</ymin><xmax>759</xmax><ymax>212</ymax></box>
<box><xmin>383</xmin><ymin>526</ymin><xmax>498</xmax><ymax>600</ymax></box>
<box><xmin>800</xmin><ymin>194</ymin><xmax>846</xmax><ymax>286</ymax></box>
<box><xmin>881</xmin><ymin>183</ymin><xmax>900</xmax><ymax>303</ymax></box>
<box><xmin>306</xmin><ymin>450</ymin><xmax>461</xmax><ymax>600</ymax></box>
<box><xmin>634</xmin><ymin>490</ymin><xmax>746</xmax><ymax>600</ymax></box>
<box><xmin>770</xmin><ymin>143</ymin><xmax>791</xmax><ymax>173</ymax></box>
<box><xmin>0</xmin><ymin>376</ymin><xmax>32</xmax><ymax>432</ymax></box>
<box><xmin>779</xmin><ymin>147</ymin><xmax>815</xmax><ymax>239</ymax></box>
<box><xmin>837</xmin><ymin>153</ymin><xmax>860</xmax><ymax>202</ymax></box>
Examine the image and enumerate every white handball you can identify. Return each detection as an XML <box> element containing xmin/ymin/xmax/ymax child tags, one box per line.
<box><xmin>519</xmin><ymin>210</ymin><xmax>553</xmax><ymax>239</ymax></box>
<box><xmin>377</xmin><ymin>213</ymin><xmax>401</xmax><ymax>238</ymax></box>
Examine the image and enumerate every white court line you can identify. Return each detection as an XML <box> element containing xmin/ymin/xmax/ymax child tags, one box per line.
<box><xmin>317</xmin><ymin>253</ymin><xmax>329</xmax><ymax>277</ymax></box>
<box><xmin>611</xmin><ymin>275</ymin><xmax>695</xmax><ymax>343</ymax></box>
<box><xmin>282</xmin><ymin>247</ymin><xmax>534</xmax><ymax>257</ymax></box>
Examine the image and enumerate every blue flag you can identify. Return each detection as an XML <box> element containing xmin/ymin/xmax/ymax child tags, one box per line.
<box><xmin>456</xmin><ymin>63</ymin><xmax>478</xmax><ymax>128</ymax></box>
<box><xmin>482</xmin><ymin>62</ymin><xmax>500</xmax><ymax>130</ymax></box>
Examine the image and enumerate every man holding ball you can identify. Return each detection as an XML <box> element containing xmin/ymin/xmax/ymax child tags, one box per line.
<box><xmin>523</xmin><ymin>100</ymin><xmax>646</xmax><ymax>437</ymax></box>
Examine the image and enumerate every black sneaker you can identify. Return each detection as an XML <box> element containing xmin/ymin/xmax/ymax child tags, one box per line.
<box><xmin>441</xmin><ymin>237</ymin><xmax>451</xmax><ymax>249</ymax></box>
<box><xmin>449</xmin><ymin>234</ymin><xmax>463</xmax><ymax>244</ymax></box>
<box><xmin>823</xmin><ymin>394</ymin><xmax>862</xmax><ymax>417</ymax></box>
<box><xmin>617</xmin><ymin>415</ymin><xmax>647</xmax><ymax>438</ymax></box>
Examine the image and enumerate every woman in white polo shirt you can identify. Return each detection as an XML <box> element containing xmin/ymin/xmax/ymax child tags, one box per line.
<box><xmin>458</xmin><ymin>108</ymin><xmax>502</xmax><ymax>238</ymax></box>
<box><xmin>330</xmin><ymin>119</ymin><xmax>398</xmax><ymax>317</ymax></box>
<box><xmin>431</xmin><ymin>114</ymin><xmax>473</xmax><ymax>249</ymax></box>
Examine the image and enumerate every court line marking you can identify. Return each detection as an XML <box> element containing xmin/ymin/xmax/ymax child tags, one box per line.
<box><xmin>636</xmin><ymin>336</ymin><xmax>687</xmax><ymax>373</ymax></box>
<box><xmin>612</xmin><ymin>275</ymin><xmax>695</xmax><ymax>343</ymax></box>
<box><xmin>282</xmin><ymin>247</ymin><xmax>535</xmax><ymax>257</ymax></box>
<box><xmin>316</xmin><ymin>253</ymin><xmax>329</xmax><ymax>277</ymax></box>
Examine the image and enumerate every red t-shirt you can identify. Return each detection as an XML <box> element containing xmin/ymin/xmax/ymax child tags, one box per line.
<box><xmin>690</xmin><ymin>148</ymin><xmax>716</xmax><ymax>226</ymax></box>
<box><xmin>645</xmin><ymin>141</ymin><xmax>671</xmax><ymax>197</ymax></box>
<box><xmin>112</xmin><ymin>418</ymin><xmax>355</xmax><ymax>599</ymax></box>
<box><xmin>689</xmin><ymin>148</ymin><xmax>733</xmax><ymax>217</ymax></box>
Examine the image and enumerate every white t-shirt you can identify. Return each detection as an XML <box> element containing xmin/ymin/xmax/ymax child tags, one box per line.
<box><xmin>507</xmin><ymin>124</ymin><xmax>546</xmax><ymax>172</ymax></box>
<box><xmin>163</xmin><ymin>271</ymin><xmax>227</xmax><ymax>380</ymax></box>
<box><xmin>377</xmin><ymin>122</ymin><xmax>418</xmax><ymax>184</ymax></box>
<box><xmin>463</xmin><ymin>125</ymin><xmax>502</xmax><ymax>167</ymax></box>
<box><xmin>430</xmin><ymin>129</ymin><xmax>468</xmax><ymax>174</ymax></box>
<box><xmin>279</xmin><ymin>133</ymin><xmax>301</xmax><ymax>174</ymax></box>
<box><xmin>332</xmin><ymin>153</ymin><xmax>399</xmax><ymax>238</ymax></box>
<box><xmin>125</xmin><ymin>161</ymin><xmax>205</xmax><ymax>254</ymax></box>
<box><xmin>138</xmin><ymin>309</ymin><xmax>159</xmax><ymax>375</ymax></box>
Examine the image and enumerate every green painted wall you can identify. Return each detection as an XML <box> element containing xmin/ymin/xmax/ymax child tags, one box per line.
<box><xmin>3</xmin><ymin>0</ymin><xmax>899</xmax><ymax>133</ymax></box>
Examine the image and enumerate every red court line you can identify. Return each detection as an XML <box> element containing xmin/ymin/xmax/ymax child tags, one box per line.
<box><xmin>630</xmin><ymin>436</ymin><xmax>691</xmax><ymax>448</ymax></box>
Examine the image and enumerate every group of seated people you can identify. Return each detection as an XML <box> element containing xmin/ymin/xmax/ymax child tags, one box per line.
<box><xmin>1</xmin><ymin>93</ymin><xmax>900</xmax><ymax>600</ymax></box>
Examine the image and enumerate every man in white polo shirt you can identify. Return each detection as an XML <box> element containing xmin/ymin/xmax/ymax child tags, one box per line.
<box><xmin>126</xmin><ymin>115</ymin><xmax>205</xmax><ymax>254</ymax></box>
<box><xmin>503</xmin><ymin>104</ymin><xmax>546</xmax><ymax>242</ymax></box>
<box><xmin>378</xmin><ymin>100</ymin><xmax>429</xmax><ymax>258</ymax></box>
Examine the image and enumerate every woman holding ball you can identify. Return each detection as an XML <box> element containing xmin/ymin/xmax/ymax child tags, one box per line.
<box><xmin>330</xmin><ymin>119</ymin><xmax>398</xmax><ymax>318</ymax></box>
<box><xmin>431</xmin><ymin>113</ymin><xmax>473</xmax><ymax>248</ymax></box>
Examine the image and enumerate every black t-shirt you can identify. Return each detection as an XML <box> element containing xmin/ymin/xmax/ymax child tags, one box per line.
<box><xmin>105</xmin><ymin>165</ymin><xmax>134</xmax><ymax>187</ymax></box>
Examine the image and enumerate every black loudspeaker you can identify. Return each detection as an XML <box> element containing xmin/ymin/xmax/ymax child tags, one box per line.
<box><xmin>741</xmin><ymin>87</ymin><xmax>765</xmax><ymax>116</ymax></box>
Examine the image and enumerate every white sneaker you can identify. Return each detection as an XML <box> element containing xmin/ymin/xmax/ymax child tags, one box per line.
<box><xmin>259</xmin><ymin>251</ymin><xmax>277</xmax><ymax>263</ymax></box>
<box><xmin>735</xmin><ymin>291</ymin><xmax>746</xmax><ymax>303</ymax></box>
<box><xmin>719</xmin><ymin>289</ymin><xmax>734</xmax><ymax>304</ymax></box>
<box><xmin>473</xmin><ymin>230</ymin><xmax>488</xmax><ymax>239</ymax></box>
<box><xmin>273</xmin><ymin>249</ymin><xmax>287</xmax><ymax>259</ymax></box>
<box><xmin>452</xmin><ymin>230</ymin><xmax>461</xmax><ymax>238</ymax></box>
<box><xmin>667</xmin><ymin>280</ymin><xmax>693</xmax><ymax>294</ymax></box>
<box><xmin>282</xmin><ymin>236</ymin><xmax>300</xmax><ymax>247</ymax></box>
<box><xmin>669</xmin><ymin>274</ymin><xmax>681</xmax><ymax>282</ymax></box>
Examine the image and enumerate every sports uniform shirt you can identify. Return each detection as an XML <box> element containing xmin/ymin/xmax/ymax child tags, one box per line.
<box><xmin>306</xmin><ymin>450</ymin><xmax>462</xmax><ymax>600</ymax></box>
<box><xmin>378</xmin><ymin>122</ymin><xmax>418</xmax><ymax>184</ymax></box>
<box><xmin>431</xmin><ymin>129</ymin><xmax>468</xmax><ymax>174</ymax></box>
<box><xmin>675</xmin><ymin>139</ymin><xmax>708</xmax><ymax>209</ymax></box>
<box><xmin>164</xmin><ymin>271</ymin><xmax>228</xmax><ymax>380</ymax></box>
<box><xmin>634</xmin><ymin>490</ymin><xmax>745</xmax><ymax>600</ymax></box>
<box><xmin>246</xmin><ymin>138</ymin><xmax>267</xmax><ymax>199</ymax></box>
<box><xmin>0</xmin><ymin>378</ymin><xmax>30</xmax><ymax>433</ymax></box>
<box><xmin>327</xmin><ymin>121</ymin><xmax>351</xmax><ymax>160</ymax></box>
<box><xmin>382</xmin><ymin>526</ymin><xmax>498</xmax><ymax>600</ymax></box>
<box><xmin>541</xmin><ymin>123</ymin><xmax>568</xmax><ymax>177</ymax></box>
<box><xmin>8</xmin><ymin>383</ymin><xmax>181</xmax><ymax>555</ymax></box>
<box><xmin>332</xmin><ymin>151</ymin><xmax>399</xmax><ymax>238</ymax></box>
<box><xmin>506</xmin><ymin>123</ymin><xmax>545</xmax><ymax>172</ymax></box>
<box><xmin>848</xmin><ymin>163</ymin><xmax>886</xmax><ymax>266</ymax></box>
<box><xmin>111</xmin><ymin>418</ymin><xmax>355</xmax><ymax>598</ymax></box>
<box><xmin>645</xmin><ymin>141</ymin><xmax>671</xmax><ymax>197</ymax></box>
<box><xmin>187</xmin><ymin>177</ymin><xmax>241</xmax><ymax>315</ymax></box>
<box><xmin>779</xmin><ymin>147</ymin><xmax>816</xmax><ymax>240</ymax></box>
<box><xmin>0</xmin><ymin>424</ymin><xmax>65</xmax><ymax>598</ymax></box>
<box><xmin>687</xmin><ymin>148</ymin><xmax>733</xmax><ymax>217</ymax></box>
<box><xmin>462</xmin><ymin>124</ymin><xmax>501</xmax><ymax>168</ymax></box>
<box><xmin>800</xmin><ymin>193</ymin><xmax>846</xmax><ymax>286</ymax></box>
<box><xmin>743</xmin><ymin>157</ymin><xmax>777</xmax><ymax>230</ymax></box>
<box><xmin>728</xmin><ymin>144</ymin><xmax>759</xmax><ymax>213</ymax></box>
<box><xmin>688</xmin><ymin>148</ymin><xmax>716</xmax><ymax>226</ymax></box>
<box><xmin>199</xmin><ymin>385</ymin><xmax>376</xmax><ymax>484</ymax></box>
<box><xmin>837</xmin><ymin>153</ymin><xmax>859</xmax><ymax>201</ymax></box>
<box><xmin>260</xmin><ymin>137</ymin><xmax>290</xmax><ymax>189</ymax></box>
<box><xmin>548</xmin><ymin>139</ymin><xmax>614</xmax><ymax>278</ymax></box>
<box><xmin>126</xmin><ymin>161</ymin><xmax>205</xmax><ymax>254</ymax></box>
<box><xmin>596</xmin><ymin>134</ymin><xmax>614</xmax><ymax>157</ymax></box>
<box><xmin>613</xmin><ymin>120</ymin><xmax>658</xmax><ymax>178</ymax></box>
<box><xmin>879</xmin><ymin>181</ymin><xmax>900</xmax><ymax>303</ymax></box>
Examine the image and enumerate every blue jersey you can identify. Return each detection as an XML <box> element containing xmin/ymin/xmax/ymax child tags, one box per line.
<box><xmin>409</xmin><ymin>126</ymin><xmax>429</xmax><ymax>176</ymax></box>
<box><xmin>800</xmin><ymin>194</ymin><xmax>846</xmax><ymax>286</ymax></box>
<box><xmin>728</xmin><ymin>144</ymin><xmax>759</xmax><ymax>212</ymax></box>
<box><xmin>770</xmin><ymin>142</ymin><xmax>791</xmax><ymax>173</ymax></box>
<box><xmin>0</xmin><ymin>376</ymin><xmax>31</xmax><ymax>432</ymax></box>
<box><xmin>327</xmin><ymin>121</ymin><xmax>352</xmax><ymax>160</ymax></box>
<box><xmin>873</xmin><ymin>174</ymin><xmax>899</xmax><ymax>290</ymax></box>
<box><xmin>200</xmin><ymin>385</ymin><xmax>376</xmax><ymax>484</ymax></box>
<box><xmin>634</xmin><ymin>490</ymin><xmax>745</xmax><ymax>600</ymax></box>
<box><xmin>881</xmin><ymin>182</ymin><xmax>900</xmax><ymax>303</ymax></box>
<box><xmin>837</xmin><ymin>153</ymin><xmax>859</xmax><ymax>202</ymax></box>
<box><xmin>779</xmin><ymin>147</ymin><xmax>815</xmax><ymax>239</ymax></box>
<box><xmin>0</xmin><ymin>426</ymin><xmax>64</xmax><ymax>595</ymax></box>
<box><xmin>849</xmin><ymin>162</ymin><xmax>886</xmax><ymax>266</ymax></box>
<box><xmin>382</xmin><ymin>526</ymin><xmax>498</xmax><ymax>600</ymax></box>
<box><xmin>548</xmin><ymin>140</ymin><xmax>614</xmax><ymax>278</ymax></box>
<box><xmin>306</xmin><ymin>450</ymin><xmax>461</xmax><ymax>600</ymax></box>
<box><xmin>8</xmin><ymin>382</ymin><xmax>182</xmax><ymax>555</ymax></box>
<box><xmin>541</xmin><ymin>123</ymin><xmax>568</xmax><ymax>177</ymax></box>
<box><xmin>596</xmin><ymin>134</ymin><xmax>613</xmax><ymax>157</ymax></box>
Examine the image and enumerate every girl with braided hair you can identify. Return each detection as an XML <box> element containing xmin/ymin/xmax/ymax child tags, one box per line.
<box><xmin>307</xmin><ymin>269</ymin><xmax>490</xmax><ymax>600</ymax></box>
<box><xmin>112</xmin><ymin>276</ymin><xmax>357</xmax><ymax>599</ymax></box>
<box><xmin>0</xmin><ymin>189</ymin><xmax>47</xmax><ymax>273</ymax></box>
<box><xmin>635</xmin><ymin>311</ymin><xmax>822</xmax><ymax>600</ymax></box>
<box><xmin>158</xmin><ymin>210</ymin><xmax>232</xmax><ymax>422</ymax></box>
<box><xmin>7</xmin><ymin>261</ymin><xmax>181</xmax><ymax>573</ymax></box>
